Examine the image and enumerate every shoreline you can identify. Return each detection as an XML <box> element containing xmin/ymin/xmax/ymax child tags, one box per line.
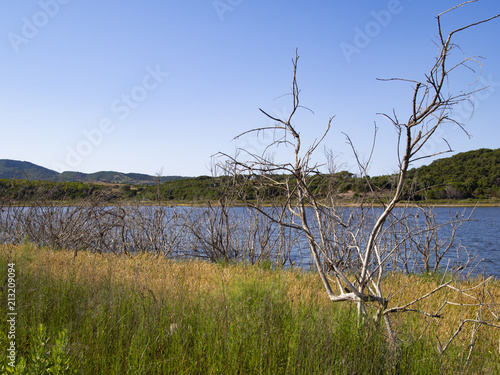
<box><xmin>3</xmin><ymin>199</ymin><xmax>499</xmax><ymax>208</ymax></box>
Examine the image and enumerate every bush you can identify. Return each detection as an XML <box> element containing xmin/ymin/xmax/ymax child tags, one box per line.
<box><xmin>1</xmin><ymin>324</ymin><xmax>78</xmax><ymax>375</ymax></box>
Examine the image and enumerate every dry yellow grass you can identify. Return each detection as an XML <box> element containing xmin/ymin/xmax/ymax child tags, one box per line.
<box><xmin>0</xmin><ymin>243</ymin><xmax>327</xmax><ymax>306</ymax></box>
<box><xmin>2</xmin><ymin>243</ymin><xmax>499</xmax><ymax>355</ymax></box>
<box><xmin>381</xmin><ymin>272</ymin><xmax>500</xmax><ymax>354</ymax></box>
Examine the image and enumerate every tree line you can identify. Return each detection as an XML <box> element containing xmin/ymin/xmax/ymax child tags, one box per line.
<box><xmin>1</xmin><ymin>148</ymin><xmax>499</xmax><ymax>204</ymax></box>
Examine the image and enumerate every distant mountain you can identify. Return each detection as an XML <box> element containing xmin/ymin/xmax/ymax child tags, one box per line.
<box><xmin>0</xmin><ymin>159</ymin><xmax>186</xmax><ymax>184</ymax></box>
<box><xmin>57</xmin><ymin>171</ymin><xmax>184</xmax><ymax>184</ymax></box>
<box><xmin>1</xmin><ymin>148</ymin><xmax>499</xmax><ymax>200</ymax></box>
<box><xmin>0</xmin><ymin>160</ymin><xmax>59</xmax><ymax>181</ymax></box>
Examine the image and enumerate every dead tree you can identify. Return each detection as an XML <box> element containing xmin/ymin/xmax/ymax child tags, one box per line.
<box><xmin>218</xmin><ymin>1</ymin><xmax>500</xmax><ymax>343</ymax></box>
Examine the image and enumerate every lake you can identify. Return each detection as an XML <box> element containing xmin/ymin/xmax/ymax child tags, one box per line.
<box><xmin>270</xmin><ymin>206</ymin><xmax>500</xmax><ymax>277</ymax></box>
<box><xmin>183</xmin><ymin>205</ymin><xmax>500</xmax><ymax>277</ymax></box>
<box><xmin>1</xmin><ymin>204</ymin><xmax>498</xmax><ymax>277</ymax></box>
<box><xmin>445</xmin><ymin>206</ymin><xmax>500</xmax><ymax>277</ymax></box>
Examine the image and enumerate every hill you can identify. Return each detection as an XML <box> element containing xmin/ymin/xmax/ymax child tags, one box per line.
<box><xmin>406</xmin><ymin>148</ymin><xmax>500</xmax><ymax>199</ymax></box>
<box><xmin>0</xmin><ymin>159</ymin><xmax>59</xmax><ymax>181</ymax></box>
<box><xmin>0</xmin><ymin>159</ymin><xmax>186</xmax><ymax>185</ymax></box>
<box><xmin>151</xmin><ymin>149</ymin><xmax>500</xmax><ymax>202</ymax></box>
<box><xmin>1</xmin><ymin>149</ymin><xmax>499</xmax><ymax>202</ymax></box>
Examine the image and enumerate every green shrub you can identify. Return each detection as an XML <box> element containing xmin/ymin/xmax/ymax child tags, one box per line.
<box><xmin>1</xmin><ymin>324</ymin><xmax>78</xmax><ymax>375</ymax></box>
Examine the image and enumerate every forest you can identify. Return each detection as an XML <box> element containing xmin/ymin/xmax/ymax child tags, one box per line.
<box><xmin>0</xmin><ymin>148</ymin><xmax>498</xmax><ymax>204</ymax></box>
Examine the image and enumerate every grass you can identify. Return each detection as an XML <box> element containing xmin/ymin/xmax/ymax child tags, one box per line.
<box><xmin>1</xmin><ymin>244</ymin><xmax>499</xmax><ymax>374</ymax></box>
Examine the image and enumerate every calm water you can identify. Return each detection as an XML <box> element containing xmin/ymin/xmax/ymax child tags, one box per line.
<box><xmin>292</xmin><ymin>206</ymin><xmax>500</xmax><ymax>277</ymax></box>
<box><xmin>221</xmin><ymin>206</ymin><xmax>500</xmax><ymax>277</ymax></box>
<box><xmin>1</xmin><ymin>205</ymin><xmax>498</xmax><ymax>276</ymax></box>
<box><xmin>447</xmin><ymin>207</ymin><xmax>500</xmax><ymax>277</ymax></box>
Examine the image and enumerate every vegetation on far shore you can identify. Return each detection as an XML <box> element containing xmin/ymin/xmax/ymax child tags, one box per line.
<box><xmin>1</xmin><ymin>244</ymin><xmax>499</xmax><ymax>374</ymax></box>
<box><xmin>1</xmin><ymin>148</ymin><xmax>499</xmax><ymax>206</ymax></box>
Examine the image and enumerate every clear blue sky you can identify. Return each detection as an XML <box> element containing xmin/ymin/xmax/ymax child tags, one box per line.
<box><xmin>1</xmin><ymin>0</ymin><xmax>499</xmax><ymax>177</ymax></box>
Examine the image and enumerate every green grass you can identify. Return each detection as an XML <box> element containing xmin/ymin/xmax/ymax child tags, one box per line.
<box><xmin>1</xmin><ymin>245</ymin><xmax>498</xmax><ymax>374</ymax></box>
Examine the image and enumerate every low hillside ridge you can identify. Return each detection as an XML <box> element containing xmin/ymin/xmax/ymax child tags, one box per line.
<box><xmin>0</xmin><ymin>159</ymin><xmax>186</xmax><ymax>184</ymax></box>
<box><xmin>1</xmin><ymin>148</ymin><xmax>498</xmax><ymax>201</ymax></box>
